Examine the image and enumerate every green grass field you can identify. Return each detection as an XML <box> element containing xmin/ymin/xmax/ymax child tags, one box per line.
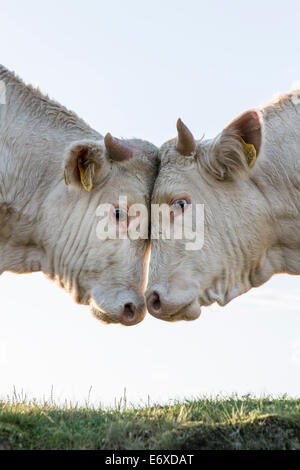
<box><xmin>0</xmin><ymin>395</ymin><xmax>299</xmax><ymax>450</ymax></box>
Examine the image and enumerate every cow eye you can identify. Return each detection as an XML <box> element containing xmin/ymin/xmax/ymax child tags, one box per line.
<box><xmin>113</xmin><ymin>207</ymin><xmax>128</xmax><ymax>222</ymax></box>
<box><xmin>172</xmin><ymin>199</ymin><xmax>189</xmax><ymax>212</ymax></box>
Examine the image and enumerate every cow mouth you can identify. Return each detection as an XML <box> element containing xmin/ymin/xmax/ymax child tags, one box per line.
<box><xmin>149</xmin><ymin>297</ymin><xmax>201</xmax><ymax>322</ymax></box>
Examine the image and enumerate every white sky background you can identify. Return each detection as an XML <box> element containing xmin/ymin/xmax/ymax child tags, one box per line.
<box><xmin>0</xmin><ymin>0</ymin><xmax>300</xmax><ymax>406</ymax></box>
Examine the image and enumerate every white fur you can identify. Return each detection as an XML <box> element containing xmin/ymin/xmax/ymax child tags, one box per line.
<box><xmin>0</xmin><ymin>65</ymin><xmax>158</xmax><ymax>325</ymax></box>
<box><xmin>147</xmin><ymin>91</ymin><xmax>300</xmax><ymax>321</ymax></box>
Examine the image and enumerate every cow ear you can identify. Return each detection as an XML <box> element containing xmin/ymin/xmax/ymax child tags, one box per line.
<box><xmin>206</xmin><ymin>110</ymin><xmax>262</xmax><ymax>181</ymax></box>
<box><xmin>63</xmin><ymin>140</ymin><xmax>107</xmax><ymax>192</ymax></box>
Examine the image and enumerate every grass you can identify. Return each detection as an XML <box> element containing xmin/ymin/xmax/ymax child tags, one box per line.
<box><xmin>0</xmin><ymin>394</ymin><xmax>299</xmax><ymax>450</ymax></box>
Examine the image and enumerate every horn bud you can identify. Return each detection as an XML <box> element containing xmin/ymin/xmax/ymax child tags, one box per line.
<box><xmin>176</xmin><ymin>119</ymin><xmax>196</xmax><ymax>156</ymax></box>
<box><xmin>104</xmin><ymin>133</ymin><xmax>134</xmax><ymax>162</ymax></box>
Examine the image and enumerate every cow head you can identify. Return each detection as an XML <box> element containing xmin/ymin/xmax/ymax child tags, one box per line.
<box><xmin>146</xmin><ymin>110</ymin><xmax>277</xmax><ymax>322</ymax></box>
<box><xmin>41</xmin><ymin>134</ymin><xmax>158</xmax><ymax>326</ymax></box>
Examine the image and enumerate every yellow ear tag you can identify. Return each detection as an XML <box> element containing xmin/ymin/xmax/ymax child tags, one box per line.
<box><xmin>78</xmin><ymin>158</ymin><xmax>93</xmax><ymax>192</ymax></box>
<box><xmin>63</xmin><ymin>170</ymin><xmax>69</xmax><ymax>186</ymax></box>
<box><xmin>239</xmin><ymin>137</ymin><xmax>257</xmax><ymax>168</ymax></box>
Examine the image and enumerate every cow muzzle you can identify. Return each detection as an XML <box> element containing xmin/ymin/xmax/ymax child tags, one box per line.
<box><xmin>90</xmin><ymin>288</ymin><xmax>147</xmax><ymax>326</ymax></box>
<box><xmin>146</xmin><ymin>290</ymin><xmax>201</xmax><ymax>322</ymax></box>
<box><xmin>91</xmin><ymin>303</ymin><xmax>146</xmax><ymax>326</ymax></box>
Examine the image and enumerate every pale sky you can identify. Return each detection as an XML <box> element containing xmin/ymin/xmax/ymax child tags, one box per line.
<box><xmin>0</xmin><ymin>0</ymin><xmax>299</xmax><ymax>406</ymax></box>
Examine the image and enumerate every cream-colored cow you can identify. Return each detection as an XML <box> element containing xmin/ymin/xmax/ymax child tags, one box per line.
<box><xmin>147</xmin><ymin>91</ymin><xmax>300</xmax><ymax>322</ymax></box>
<box><xmin>0</xmin><ymin>65</ymin><xmax>158</xmax><ymax>326</ymax></box>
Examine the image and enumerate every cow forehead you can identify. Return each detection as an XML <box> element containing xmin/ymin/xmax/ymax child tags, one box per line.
<box><xmin>155</xmin><ymin>139</ymin><xmax>199</xmax><ymax>197</ymax></box>
<box><xmin>111</xmin><ymin>164</ymin><xmax>156</xmax><ymax>203</ymax></box>
<box><xmin>158</xmin><ymin>138</ymin><xmax>179</xmax><ymax>164</ymax></box>
<box><xmin>152</xmin><ymin>166</ymin><xmax>198</xmax><ymax>205</ymax></box>
<box><xmin>126</xmin><ymin>138</ymin><xmax>159</xmax><ymax>166</ymax></box>
<box><xmin>154</xmin><ymin>146</ymin><xmax>225</xmax><ymax>205</ymax></box>
<box><xmin>121</xmin><ymin>139</ymin><xmax>159</xmax><ymax>190</ymax></box>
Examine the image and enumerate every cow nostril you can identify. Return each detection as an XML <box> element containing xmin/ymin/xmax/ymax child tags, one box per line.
<box><xmin>149</xmin><ymin>292</ymin><xmax>161</xmax><ymax>313</ymax></box>
<box><xmin>123</xmin><ymin>303</ymin><xmax>137</xmax><ymax>322</ymax></box>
